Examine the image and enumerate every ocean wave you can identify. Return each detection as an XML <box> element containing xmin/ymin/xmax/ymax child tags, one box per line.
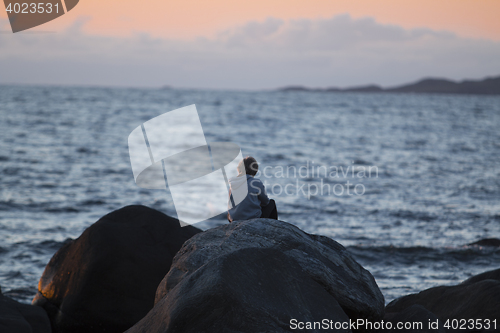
<box><xmin>347</xmin><ymin>243</ymin><xmax>500</xmax><ymax>265</ymax></box>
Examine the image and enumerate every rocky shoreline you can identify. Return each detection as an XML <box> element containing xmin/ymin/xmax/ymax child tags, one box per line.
<box><xmin>1</xmin><ymin>205</ymin><xmax>499</xmax><ymax>332</ymax></box>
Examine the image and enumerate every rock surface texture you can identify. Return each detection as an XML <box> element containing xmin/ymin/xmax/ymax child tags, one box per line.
<box><xmin>127</xmin><ymin>218</ymin><xmax>385</xmax><ymax>333</ymax></box>
<box><xmin>386</xmin><ymin>268</ymin><xmax>500</xmax><ymax>331</ymax></box>
<box><xmin>32</xmin><ymin>205</ymin><xmax>201</xmax><ymax>333</ymax></box>
<box><xmin>0</xmin><ymin>286</ymin><xmax>52</xmax><ymax>333</ymax></box>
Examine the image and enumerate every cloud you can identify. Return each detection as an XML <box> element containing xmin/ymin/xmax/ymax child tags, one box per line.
<box><xmin>217</xmin><ymin>14</ymin><xmax>457</xmax><ymax>51</ymax></box>
<box><xmin>0</xmin><ymin>14</ymin><xmax>499</xmax><ymax>89</ymax></box>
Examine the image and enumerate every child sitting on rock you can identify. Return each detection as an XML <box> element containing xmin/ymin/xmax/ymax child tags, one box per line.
<box><xmin>227</xmin><ymin>156</ymin><xmax>278</xmax><ymax>222</ymax></box>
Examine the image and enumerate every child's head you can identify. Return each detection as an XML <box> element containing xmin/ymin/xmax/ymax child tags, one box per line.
<box><xmin>237</xmin><ymin>156</ymin><xmax>258</xmax><ymax>176</ymax></box>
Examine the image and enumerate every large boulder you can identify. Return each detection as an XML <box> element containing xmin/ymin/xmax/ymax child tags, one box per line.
<box><xmin>127</xmin><ymin>218</ymin><xmax>384</xmax><ymax>332</ymax></box>
<box><xmin>32</xmin><ymin>205</ymin><xmax>201</xmax><ymax>333</ymax></box>
<box><xmin>129</xmin><ymin>247</ymin><xmax>351</xmax><ymax>332</ymax></box>
<box><xmin>468</xmin><ymin>238</ymin><xmax>500</xmax><ymax>247</ymax></box>
<box><xmin>383</xmin><ymin>305</ymin><xmax>445</xmax><ymax>333</ymax></box>
<box><xmin>0</xmin><ymin>286</ymin><xmax>51</xmax><ymax>333</ymax></box>
<box><xmin>461</xmin><ymin>268</ymin><xmax>500</xmax><ymax>285</ymax></box>
<box><xmin>386</xmin><ymin>268</ymin><xmax>500</xmax><ymax>327</ymax></box>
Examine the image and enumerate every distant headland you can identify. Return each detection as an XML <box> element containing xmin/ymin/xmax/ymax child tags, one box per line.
<box><xmin>277</xmin><ymin>75</ymin><xmax>500</xmax><ymax>95</ymax></box>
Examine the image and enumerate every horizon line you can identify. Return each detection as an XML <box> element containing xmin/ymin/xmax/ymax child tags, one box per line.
<box><xmin>0</xmin><ymin>73</ymin><xmax>499</xmax><ymax>93</ymax></box>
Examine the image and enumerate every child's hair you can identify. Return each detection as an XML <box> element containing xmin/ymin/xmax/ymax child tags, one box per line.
<box><xmin>237</xmin><ymin>156</ymin><xmax>258</xmax><ymax>176</ymax></box>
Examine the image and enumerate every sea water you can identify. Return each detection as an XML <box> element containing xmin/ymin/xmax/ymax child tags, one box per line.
<box><xmin>1</xmin><ymin>85</ymin><xmax>499</xmax><ymax>304</ymax></box>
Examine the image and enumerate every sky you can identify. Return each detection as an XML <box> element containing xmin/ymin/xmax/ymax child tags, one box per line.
<box><xmin>1</xmin><ymin>0</ymin><xmax>499</xmax><ymax>90</ymax></box>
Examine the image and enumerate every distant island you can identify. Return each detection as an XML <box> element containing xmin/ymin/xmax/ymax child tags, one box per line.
<box><xmin>277</xmin><ymin>75</ymin><xmax>500</xmax><ymax>95</ymax></box>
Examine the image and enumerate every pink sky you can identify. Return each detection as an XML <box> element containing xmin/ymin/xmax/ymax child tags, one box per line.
<box><xmin>2</xmin><ymin>0</ymin><xmax>500</xmax><ymax>40</ymax></box>
<box><xmin>1</xmin><ymin>0</ymin><xmax>499</xmax><ymax>89</ymax></box>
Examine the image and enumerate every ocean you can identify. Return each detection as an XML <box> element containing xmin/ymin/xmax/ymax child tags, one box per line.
<box><xmin>1</xmin><ymin>85</ymin><xmax>499</xmax><ymax>305</ymax></box>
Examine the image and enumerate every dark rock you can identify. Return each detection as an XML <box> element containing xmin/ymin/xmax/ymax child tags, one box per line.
<box><xmin>461</xmin><ymin>268</ymin><xmax>500</xmax><ymax>285</ymax></box>
<box><xmin>0</xmin><ymin>286</ymin><xmax>51</xmax><ymax>333</ymax></box>
<box><xmin>127</xmin><ymin>219</ymin><xmax>384</xmax><ymax>333</ymax></box>
<box><xmin>159</xmin><ymin>219</ymin><xmax>384</xmax><ymax>319</ymax></box>
<box><xmin>468</xmin><ymin>238</ymin><xmax>500</xmax><ymax>247</ymax></box>
<box><xmin>32</xmin><ymin>205</ymin><xmax>201</xmax><ymax>333</ymax></box>
<box><xmin>128</xmin><ymin>247</ymin><xmax>351</xmax><ymax>332</ymax></box>
<box><xmin>384</xmin><ymin>305</ymin><xmax>444</xmax><ymax>333</ymax></box>
<box><xmin>386</xmin><ymin>268</ymin><xmax>500</xmax><ymax>325</ymax></box>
